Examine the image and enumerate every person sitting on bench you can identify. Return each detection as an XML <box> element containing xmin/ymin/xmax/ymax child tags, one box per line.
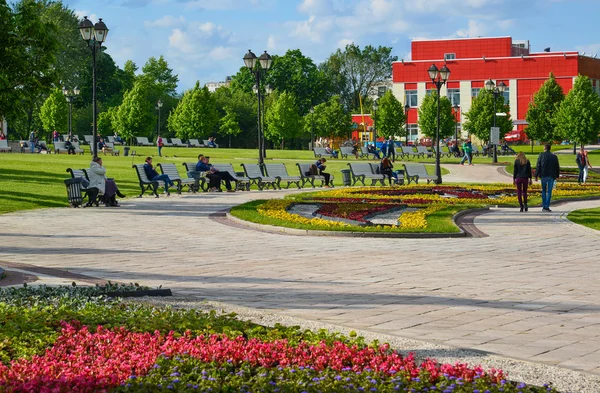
<box><xmin>143</xmin><ymin>157</ymin><xmax>175</xmax><ymax>196</ymax></box>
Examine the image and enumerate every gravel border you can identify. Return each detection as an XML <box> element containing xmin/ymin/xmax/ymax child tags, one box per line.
<box><xmin>127</xmin><ymin>296</ymin><xmax>600</xmax><ymax>393</ymax></box>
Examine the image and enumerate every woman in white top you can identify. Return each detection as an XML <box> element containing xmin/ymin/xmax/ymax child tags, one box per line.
<box><xmin>88</xmin><ymin>157</ymin><xmax>125</xmax><ymax>207</ymax></box>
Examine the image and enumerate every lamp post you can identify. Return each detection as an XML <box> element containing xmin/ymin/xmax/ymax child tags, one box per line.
<box><xmin>309</xmin><ymin>107</ymin><xmax>315</xmax><ymax>150</ymax></box>
<box><xmin>244</xmin><ymin>49</ymin><xmax>272</xmax><ymax>165</ymax></box>
<box><xmin>155</xmin><ymin>100</ymin><xmax>163</xmax><ymax>137</ymax></box>
<box><xmin>453</xmin><ymin>104</ymin><xmax>460</xmax><ymax>143</ymax></box>
<box><xmin>484</xmin><ymin>79</ymin><xmax>506</xmax><ymax>163</ymax></box>
<box><xmin>427</xmin><ymin>63</ymin><xmax>451</xmax><ymax>184</ymax></box>
<box><xmin>404</xmin><ymin>103</ymin><xmax>410</xmax><ymax>145</ymax></box>
<box><xmin>62</xmin><ymin>87</ymin><xmax>80</xmax><ymax>139</ymax></box>
<box><xmin>372</xmin><ymin>100</ymin><xmax>378</xmax><ymax>147</ymax></box>
<box><xmin>79</xmin><ymin>16</ymin><xmax>108</xmax><ymax>158</ymax></box>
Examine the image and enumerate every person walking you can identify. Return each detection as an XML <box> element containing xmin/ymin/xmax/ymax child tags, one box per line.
<box><xmin>535</xmin><ymin>143</ymin><xmax>560</xmax><ymax>212</ymax></box>
<box><xmin>513</xmin><ymin>152</ymin><xmax>532</xmax><ymax>212</ymax></box>
<box><xmin>29</xmin><ymin>130</ymin><xmax>36</xmax><ymax>153</ymax></box>
<box><xmin>460</xmin><ymin>139</ymin><xmax>473</xmax><ymax>165</ymax></box>
<box><xmin>157</xmin><ymin>136</ymin><xmax>164</xmax><ymax>157</ymax></box>
<box><xmin>576</xmin><ymin>147</ymin><xmax>592</xmax><ymax>184</ymax></box>
<box><xmin>387</xmin><ymin>137</ymin><xmax>396</xmax><ymax>162</ymax></box>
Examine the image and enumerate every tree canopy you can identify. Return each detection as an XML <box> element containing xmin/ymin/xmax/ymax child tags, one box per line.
<box><xmin>39</xmin><ymin>89</ymin><xmax>68</xmax><ymax>137</ymax></box>
<box><xmin>463</xmin><ymin>89</ymin><xmax>512</xmax><ymax>143</ymax></box>
<box><xmin>525</xmin><ymin>73</ymin><xmax>564</xmax><ymax>143</ymax></box>
<box><xmin>304</xmin><ymin>96</ymin><xmax>353</xmax><ymax>139</ymax></box>
<box><xmin>554</xmin><ymin>75</ymin><xmax>600</xmax><ymax>145</ymax></box>
<box><xmin>374</xmin><ymin>91</ymin><xmax>405</xmax><ymax>139</ymax></box>
<box><xmin>264</xmin><ymin>91</ymin><xmax>302</xmax><ymax>148</ymax></box>
<box><xmin>168</xmin><ymin>82</ymin><xmax>218</xmax><ymax>141</ymax></box>
<box><xmin>418</xmin><ymin>92</ymin><xmax>456</xmax><ymax>140</ymax></box>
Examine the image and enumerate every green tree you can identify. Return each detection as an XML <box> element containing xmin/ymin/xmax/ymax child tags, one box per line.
<box><xmin>266</xmin><ymin>49</ymin><xmax>327</xmax><ymax>114</ymax></box>
<box><xmin>213</xmin><ymin>86</ymin><xmax>257</xmax><ymax>148</ymax></box>
<box><xmin>39</xmin><ymin>88</ymin><xmax>68</xmax><ymax>137</ymax></box>
<box><xmin>374</xmin><ymin>91</ymin><xmax>405</xmax><ymax>139</ymax></box>
<box><xmin>141</xmin><ymin>55</ymin><xmax>179</xmax><ymax>96</ymax></box>
<box><xmin>463</xmin><ymin>89</ymin><xmax>512</xmax><ymax>143</ymax></box>
<box><xmin>219</xmin><ymin>106</ymin><xmax>242</xmax><ymax>148</ymax></box>
<box><xmin>168</xmin><ymin>82</ymin><xmax>218</xmax><ymax>140</ymax></box>
<box><xmin>418</xmin><ymin>92</ymin><xmax>456</xmax><ymax>140</ymax></box>
<box><xmin>555</xmin><ymin>75</ymin><xmax>600</xmax><ymax>146</ymax></box>
<box><xmin>525</xmin><ymin>73</ymin><xmax>564</xmax><ymax>143</ymax></box>
<box><xmin>229</xmin><ymin>67</ymin><xmax>256</xmax><ymax>94</ymax></box>
<box><xmin>97</xmin><ymin>106</ymin><xmax>118</xmax><ymax>137</ymax></box>
<box><xmin>320</xmin><ymin>44</ymin><xmax>397</xmax><ymax>111</ymax></box>
<box><xmin>304</xmin><ymin>95</ymin><xmax>352</xmax><ymax>139</ymax></box>
<box><xmin>114</xmin><ymin>79</ymin><xmax>154</xmax><ymax>144</ymax></box>
<box><xmin>264</xmin><ymin>91</ymin><xmax>302</xmax><ymax>148</ymax></box>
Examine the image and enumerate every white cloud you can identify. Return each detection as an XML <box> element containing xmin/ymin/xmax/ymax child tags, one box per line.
<box><xmin>169</xmin><ymin>29</ymin><xmax>195</xmax><ymax>53</ymax></box>
<box><xmin>456</xmin><ymin>19</ymin><xmax>488</xmax><ymax>37</ymax></box>
<box><xmin>337</xmin><ymin>38</ymin><xmax>354</xmax><ymax>49</ymax></box>
<box><xmin>267</xmin><ymin>35</ymin><xmax>277</xmax><ymax>51</ymax></box>
<box><xmin>144</xmin><ymin>15</ymin><xmax>186</xmax><ymax>29</ymax></box>
<box><xmin>74</xmin><ymin>11</ymin><xmax>99</xmax><ymax>23</ymax></box>
<box><xmin>208</xmin><ymin>46</ymin><xmax>235</xmax><ymax>61</ymax></box>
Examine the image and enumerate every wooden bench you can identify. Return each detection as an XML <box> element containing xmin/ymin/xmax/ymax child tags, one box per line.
<box><xmin>135</xmin><ymin>137</ymin><xmax>153</xmax><ymax>146</ymax></box>
<box><xmin>170</xmin><ymin>138</ymin><xmax>188</xmax><ymax>147</ymax></box>
<box><xmin>106</xmin><ymin>136</ymin><xmax>122</xmax><ymax>145</ymax></box>
<box><xmin>313</xmin><ymin>147</ymin><xmax>335</xmax><ymax>158</ymax></box>
<box><xmin>432</xmin><ymin>146</ymin><xmax>451</xmax><ymax>158</ymax></box>
<box><xmin>400</xmin><ymin>146</ymin><xmax>420</xmax><ymax>159</ymax></box>
<box><xmin>360</xmin><ymin>146</ymin><xmax>379</xmax><ymax>159</ymax></box>
<box><xmin>188</xmin><ymin>139</ymin><xmax>203</xmax><ymax>147</ymax></box>
<box><xmin>66</xmin><ymin>168</ymin><xmax>100</xmax><ymax>206</ymax></box>
<box><xmin>158</xmin><ymin>163</ymin><xmax>197</xmax><ymax>194</ymax></box>
<box><xmin>416</xmin><ymin>146</ymin><xmax>433</xmax><ymax>158</ymax></box>
<box><xmin>296</xmin><ymin>163</ymin><xmax>335</xmax><ymax>188</ymax></box>
<box><xmin>212</xmin><ymin>164</ymin><xmax>251</xmax><ymax>191</ymax></box>
<box><xmin>102</xmin><ymin>142</ymin><xmax>120</xmax><ymax>156</ymax></box>
<box><xmin>403</xmin><ymin>164</ymin><xmax>438</xmax><ymax>184</ymax></box>
<box><xmin>83</xmin><ymin>135</ymin><xmax>94</xmax><ymax>145</ymax></box>
<box><xmin>242</xmin><ymin>163</ymin><xmax>280</xmax><ymax>190</ymax></box>
<box><xmin>347</xmin><ymin>162</ymin><xmax>386</xmax><ymax>186</ymax></box>
<box><xmin>263</xmin><ymin>163</ymin><xmax>301</xmax><ymax>189</ymax></box>
<box><xmin>182</xmin><ymin>162</ymin><xmax>209</xmax><ymax>191</ymax></box>
<box><xmin>54</xmin><ymin>141</ymin><xmax>84</xmax><ymax>154</ymax></box>
<box><xmin>340</xmin><ymin>146</ymin><xmax>358</xmax><ymax>159</ymax></box>
<box><xmin>0</xmin><ymin>140</ymin><xmax>12</xmax><ymax>152</ymax></box>
<box><xmin>132</xmin><ymin>164</ymin><xmax>160</xmax><ymax>197</ymax></box>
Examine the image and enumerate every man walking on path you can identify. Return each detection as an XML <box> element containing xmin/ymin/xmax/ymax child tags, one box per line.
<box><xmin>460</xmin><ymin>139</ymin><xmax>473</xmax><ymax>165</ymax></box>
<box><xmin>535</xmin><ymin>143</ymin><xmax>560</xmax><ymax>212</ymax></box>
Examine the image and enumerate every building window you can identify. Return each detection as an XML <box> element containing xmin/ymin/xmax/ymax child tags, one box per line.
<box><xmin>447</xmin><ymin>89</ymin><xmax>460</xmax><ymax>106</ymax></box>
<box><xmin>444</xmin><ymin>53</ymin><xmax>456</xmax><ymax>61</ymax></box>
<box><xmin>471</xmin><ymin>88</ymin><xmax>481</xmax><ymax>98</ymax></box>
<box><xmin>377</xmin><ymin>86</ymin><xmax>387</xmax><ymax>97</ymax></box>
<box><xmin>406</xmin><ymin>90</ymin><xmax>418</xmax><ymax>107</ymax></box>
<box><xmin>502</xmin><ymin>87</ymin><xmax>510</xmax><ymax>105</ymax></box>
<box><xmin>407</xmin><ymin>124</ymin><xmax>419</xmax><ymax>141</ymax></box>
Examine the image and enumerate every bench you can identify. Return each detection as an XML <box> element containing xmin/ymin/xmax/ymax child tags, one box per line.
<box><xmin>313</xmin><ymin>147</ymin><xmax>335</xmax><ymax>158</ymax></box>
<box><xmin>0</xmin><ymin>140</ymin><xmax>12</xmax><ymax>152</ymax></box>
<box><xmin>135</xmin><ymin>137</ymin><xmax>153</xmax><ymax>146</ymax></box>
<box><xmin>471</xmin><ymin>145</ymin><xmax>482</xmax><ymax>157</ymax></box>
<box><xmin>403</xmin><ymin>164</ymin><xmax>438</xmax><ymax>184</ymax></box>
<box><xmin>347</xmin><ymin>162</ymin><xmax>386</xmax><ymax>186</ymax></box>
<box><xmin>83</xmin><ymin>135</ymin><xmax>94</xmax><ymax>145</ymax></box>
<box><xmin>101</xmin><ymin>142</ymin><xmax>120</xmax><ymax>156</ymax></box>
<box><xmin>106</xmin><ymin>136</ymin><xmax>122</xmax><ymax>145</ymax></box>
<box><xmin>340</xmin><ymin>146</ymin><xmax>358</xmax><ymax>159</ymax></box>
<box><xmin>132</xmin><ymin>164</ymin><xmax>160</xmax><ymax>197</ymax></box>
<box><xmin>158</xmin><ymin>163</ymin><xmax>197</xmax><ymax>194</ymax></box>
<box><xmin>66</xmin><ymin>168</ymin><xmax>100</xmax><ymax>206</ymax></box>
<box><xmin>188</xmin><ymin>139</ymin><xmax>203</xmax><ymax>147</ymax></box>
<box><xmin>242</xmin><ymin>163</ymin><xmax>280</xmax><ymax>190</ymax></box>
<box><xmin>170</xmin><ymin>138</ymin><xmax>187</xmax><ymax>147</ymax></box>
<box><xmin>296</xmin><ymin>163</ymin><xmax>335</xmax><ymax>188</ymax></box>
<box><xmin>182</xmin><ymin>162</ymin><xmax>209</xmax><ymax>191</ymax></box>
<box><xmin>263</xmin><ymin>163</ymin><xmax>301</xmax><ymax>189</ymax></box>
<box><xmin>432</xmin><ymin>146</ymin><xmax>451</xmax><ymax>158</ymax></box>
<box><xmin>360</xmin><ymin>146</ymin><xmax>378</xmax><ymax>159</ymax></box>
<box><xmin>400</xmin><ymin>146</ymin><xmax>420</xmax><ymax>159</ymax></box>
<box><xmin>416</xmin><ymin>146</ymin><xmax>433</xmax><ymax>158</ymax></box>
<box><xmin>54</xmin><ymin>141</ymin><xmax>84</xmax><ymax>154</ymax></box>
<box><xmin>212</xmin><ymin>164</ymin><xmax>251</xmax><ymax>191</ymax></box>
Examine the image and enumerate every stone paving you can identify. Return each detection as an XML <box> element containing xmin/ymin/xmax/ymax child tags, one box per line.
<box><xmin>1</xmin><ymin>164</ymin><xmax>600</xmax><ymax>376</ymax></box>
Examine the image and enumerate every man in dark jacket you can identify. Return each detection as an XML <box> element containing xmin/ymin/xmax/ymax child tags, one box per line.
<box><xmin>535</xmin><ymin>144</ymin><xmax>560</xmax><ymax>212</ymax></box>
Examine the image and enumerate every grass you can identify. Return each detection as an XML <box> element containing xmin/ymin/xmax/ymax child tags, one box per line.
<box><xmin>568</xmin><ymin>207</ymin><xmax>600</xmax><ymax>231</ymax></box>
<box><xmin>0</xmin><ymin>147</ymin><xmax>449</xmax><ymax>215</ymax></box>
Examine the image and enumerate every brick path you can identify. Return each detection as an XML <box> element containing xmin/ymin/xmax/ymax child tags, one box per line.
<box><xmin>1</xmin><ymin>166</ymin><xmax>600</xmax><ymax>375</ymax></box>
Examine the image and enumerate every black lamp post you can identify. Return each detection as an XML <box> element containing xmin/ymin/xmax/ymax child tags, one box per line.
<box><xmin>155</xmin><ymin>100</ymin><xmax>163</xmax><ymax>137</ymax></box>
<box><xmin>427</xmin><ymin>63</ymin><xmax>451</xmax><ymax>184</ymax></box>
<box><xmin>79</xmin><ymin>16</ymin><xmax>108</xmax><ymax>158</ymax></box>
<box><xmin>404</xmin><ymin>103</ymin><xmax>410</xmax><ymax>145</ymax></box>
<box><xmin>372</xmin><ymin>100</ymin><xmax>378</xmax><ymax>147</ymax></box>
<box><xmin>484</xmin><ymin>79</ymin><xmax>506</xmax><ymax>163</ymax></box>
<box><xmin>244</xmin><ymin>49</ymin><xmax>272</xmax><ymax>165</ymax></box>
<box><xmin>453</xmin><ymin>104</ymin><xmax>460</xmax><ymax>143</ymax></box>
<box><xmin>62</xmin><ymin>86</ymin><xmax>80</xmax><ymax>139</ymax></box>
<box><xmin>309</xmin><ymin>107</ymin><xmax>315</xmax><ymax>150</ymax></box>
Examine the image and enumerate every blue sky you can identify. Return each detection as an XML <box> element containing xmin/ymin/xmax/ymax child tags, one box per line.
<box><xmin>65</xmin><ymin>0</ymin><xmax>600</xmax><ymax>92</ymax></box>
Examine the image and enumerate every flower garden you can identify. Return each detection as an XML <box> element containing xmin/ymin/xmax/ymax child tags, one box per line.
<box><xmin>0</xmin><ymin>285</ymin><xmax>561</xmax><ymax>392</ymax></box>
<box><xmin>231</xmin><ymin>183</ymin><xmax>600</xmax><ymax>233</ymax></box>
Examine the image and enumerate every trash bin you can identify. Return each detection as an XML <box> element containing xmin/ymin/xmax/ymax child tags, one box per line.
<box><xmin>64</xmin><ymin>177</ymin><xmax>83</xmax><ymax>207</ymax></box>
<box><xmin>123</xmin><ymin>146</ymin><xmax>130</xmax><ymax>156</ymax></box>
<box><xmin>341</xmin><ymin>169</ymin><xmax>351</xmax><ymax>186</ymax></box>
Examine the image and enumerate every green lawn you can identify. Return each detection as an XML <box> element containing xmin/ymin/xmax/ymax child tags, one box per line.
<box><xmin>567</xmin><ymin>207</ymin><xmax>600</xmax><ymax>231</ymax></box>
<box><xmin>0</xmin><ymin>147</ymin><xmax>452</xmax><ymax>215</ymax></box>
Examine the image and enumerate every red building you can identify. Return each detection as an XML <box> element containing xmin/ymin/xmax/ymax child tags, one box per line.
<box><xmin>392</xmin><ymin>36</ymin><xmax>600</xmax><ymax>143</ymax></box>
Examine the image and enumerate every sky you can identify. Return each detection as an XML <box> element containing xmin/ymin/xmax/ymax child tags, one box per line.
<box><xmin>64</xmin><ymin>0</ymin><xmax>600</xmax><ymax>92</ymax></box>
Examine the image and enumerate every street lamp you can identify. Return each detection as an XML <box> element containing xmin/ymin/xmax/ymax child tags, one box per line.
<box><xmin>372</xmin><ymin>100</ymin><xmax>378</xmax><ymax>147</ymax></box>
<box><xmin>484</xmin><ymin>79</ymin><xmax>506</xmax><ymax>163</ymax></box>
<box><xmin>79</xmin><ymin>16</ymin><xmax>108</xmax><ymax>158</ymax></box>
<box><xmin>404</xmin><ymin>103</ymin><xmax>410</xmax><ymax>145</ymax></box>
<box><xmin>244</xmin><ymin>49</ymin><xmax>272</xmax><ymax>165</ymax></box>
<box><xmin>309</xmin><ymin>107</ymin><xmax>315</xmax><ymax>150</ymax></box>
<box><xmin>453</xmin><ymin>104</ymin><xmax>460</xmax><ymax>143</ymax></box>
<box><xmin>427</xmin><ymin>63</ymin><xmax>451</xmax><ymax>184</ymax></box>
<box><xmin>155</xmin><ymin>100</ymin><xmax>163</xmax><ymax>137</ymax></box>
<box><xmin>62</xmin><ymin>86</ymin><xmax>80</xmax><ymax>139</ymax></box>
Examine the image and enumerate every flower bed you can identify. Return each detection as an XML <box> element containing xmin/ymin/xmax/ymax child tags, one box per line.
<box><xmin>0</xmin><ymin>286</ymin><xmax>562</xmax><ymax>392</ymax></box>
<box><xmin>231</xmin><ymin>183</ymin><xmax>600</xmax><ymax>234</ymax></box>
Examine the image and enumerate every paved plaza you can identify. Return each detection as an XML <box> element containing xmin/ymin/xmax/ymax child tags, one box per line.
<box><xmin>1</xmin><ymin>164</ymin><xmax>600</xmax><ymax>380</ymax></box>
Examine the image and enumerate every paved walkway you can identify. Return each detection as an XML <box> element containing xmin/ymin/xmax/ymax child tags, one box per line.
<box><xmin>1</xmin><ymin>165</ymin><xmax>600</xmax><ymax>377</ymax></box>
